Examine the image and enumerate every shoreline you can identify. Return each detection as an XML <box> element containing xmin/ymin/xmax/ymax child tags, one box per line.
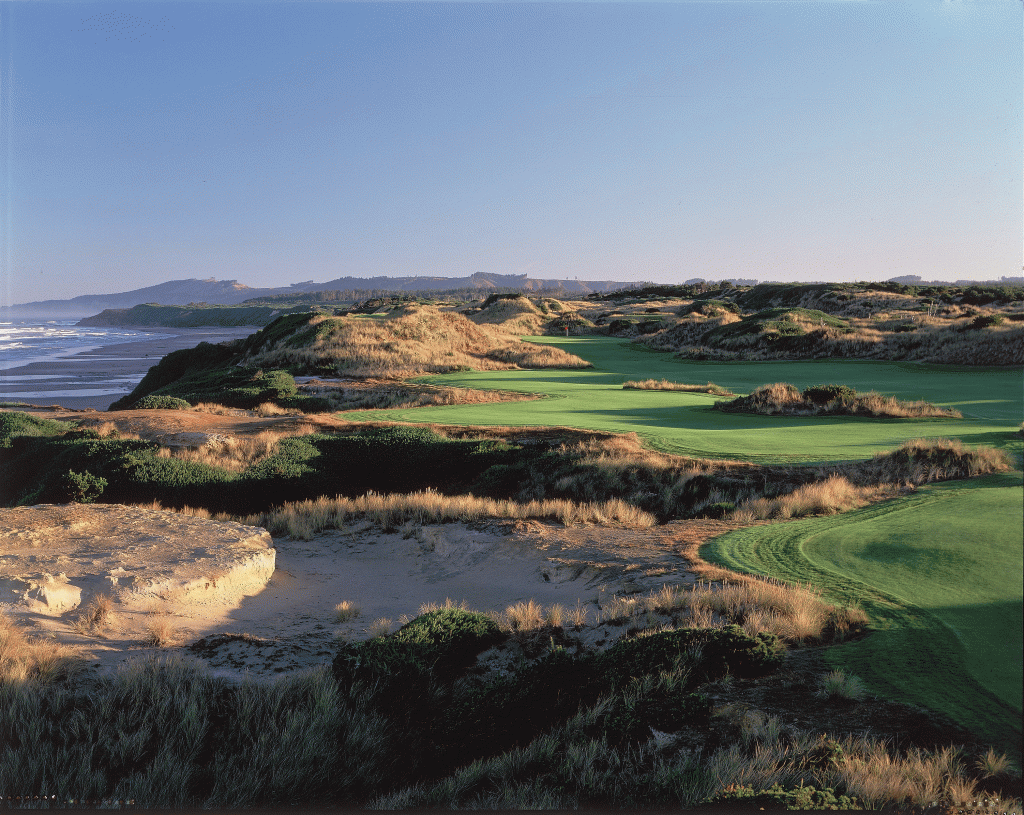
<box><xmin>0</xmin><ymin>325</ymin><xmax>260</xmax><ymax>412</ymax></box>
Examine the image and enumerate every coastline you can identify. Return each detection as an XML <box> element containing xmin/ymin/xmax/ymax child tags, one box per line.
<box><xmin>0</xmin><ymin>326</ymin><xmax>260</xmax><ymax>412</ymax></box>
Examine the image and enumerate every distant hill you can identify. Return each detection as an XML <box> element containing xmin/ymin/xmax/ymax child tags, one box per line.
<box><xmin>3</xmin><ymin>273</ymin><xmax>641</xmax><ymax>318</ymax></box>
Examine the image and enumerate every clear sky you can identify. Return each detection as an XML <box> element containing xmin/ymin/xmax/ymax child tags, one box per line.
<box><xmin>1</xmin><ymin>0</ymin><xmax>1020</xmax><ymax>306</ymax></box>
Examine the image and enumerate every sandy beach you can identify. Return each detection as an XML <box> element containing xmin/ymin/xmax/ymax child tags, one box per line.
<box><xmin>0</xmin><ymin>326</ymin><xmax>260</xmax><ymax>411</ymax></box>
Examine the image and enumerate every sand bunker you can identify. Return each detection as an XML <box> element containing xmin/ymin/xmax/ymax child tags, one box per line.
<box><xmin>0</xmin><ymin>505</ymin><xmax>706</xmax><ymax>681</ymax></box>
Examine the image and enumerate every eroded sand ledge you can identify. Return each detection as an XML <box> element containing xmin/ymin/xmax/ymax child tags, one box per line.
<box><xmin>0</xmin><ymin>503</ymin><xmax>704</xmax><ymax>681</ymax></box>
<box><xmin>0</xmin><ymin>504</ymin><xmax>276</xmax><ymax>615</ymax></box>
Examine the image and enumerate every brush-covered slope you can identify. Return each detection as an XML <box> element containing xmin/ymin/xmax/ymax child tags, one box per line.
<box><xmin>245</xmin><ymin>305</ymin><xmax>591</xmax><ymax>378</ymax></box>
<box><xmin>110</xmin><ymin>309</ymin><xmax>591</xmax><ymax>410</ymax></box>
<box><xmin>635</xmin><ymin>284</ymin><xmax>1024</xmax><ymax>365</ymax></box>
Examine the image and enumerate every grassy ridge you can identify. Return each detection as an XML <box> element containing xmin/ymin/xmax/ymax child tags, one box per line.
<box><xmin>348</xmin><ymin>337</ymin><xmax>1022</xmax><ymax>463</ymax></box>
<box><xmin>78</xmin><ymin>303</ymin><xmax>312</xmax><ymax>328</ymax></box>
<box><xmin>701</xmin><ymin>474</ymin><xmax>1024</xmax><ymax>754</ymax></box>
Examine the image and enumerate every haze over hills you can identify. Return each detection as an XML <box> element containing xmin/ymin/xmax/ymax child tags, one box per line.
<box><xmin>4</xmin><ymin>273</ymin><xmax>652</xmax><ymax>319</ymax></box>
<box><xmin>5</xmin><ymin>272</ymin><xmax>1020</xmax><ymax>321</ymax></box>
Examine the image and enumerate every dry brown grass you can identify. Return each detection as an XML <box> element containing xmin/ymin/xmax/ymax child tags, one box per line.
<box><xmin>728</xmin><ymin>475</ymin><xmax>876</xmax><ymax>522</ymax></box>
<box><xmin>81</xmin><ymin>420</ymin><xmax>142</xmax><ymax>440</ymax></box>
<box><xmin>334</xmin><ymin>601</ymin><xmax>361</xmax><ymax>624</ymax></box>
<box><xmin>715</xmin><ymin>382</ymin><xmax>962</xmax><ymax>418</ymax></box>
<box><xmin>468</xmin><ymin>295</ymin><xmax>548</xmax><ymax>334</ymax></box>
<box><xmin>685</xmin><ymin>578</ymin><xmax>867</xmax><ymax>643</ymax></box>
<box><xmin>849</xmin><ymin>437</ymin><xmax>1012</xmax><ymax>486</ymax></box>
<box><xmin>504</xmin><ymin>600</ymin><xmax>545</xmax><ymax>632</ymax></box>
<box><xmin>671</xmin><ymin>523</ymin><xmax>870</xmax><ymax>644</ymax></box>
<box><xmin>143</xmin><ymin>616</ymin><xmax>181</xmax><ymax>647</ymax></box>
<box><xmin>72</xmin><ymin>593</ymin><xmax>114</xmax><ymax>636</ymax></box>
<box><xmin>0</xmin><ymin>613</ymin><xmax>85</xmax><ymax>684</ymax></box>
<box><xmin>190</xmin><ymin>402</ymin><xmax>254</xmax><ymax>416</ymax></box>
<box><xmin>703</xmin><ymin>729</ymin><xmax>1022</xmax><ymax>812</ymax></box>
<box><xmin>644</xmin><ymin>300</ymin><xmax>1024</xmax><ymax>366</ymax></box>
<box><xmin>239</xmin><ymin>489</ymin><xmax>657</xmax><ymax>539</ymax></box>
<box><xmin>298</xmin><ymin>380</ymin><xmax>539</xmax><ymax>411</ymax></box>
<box><xmin>253</xmin><ymin>401</ymin><xmax>294</xmax><ymax>417</ymax></box>
<box><xmin>243</xmin><ymin>307</ymin><xmax>591</xmax><ymax>379</ymax></box>
<box><xmin>154</xmin><ymin>426</ymin><xmax>316</xmax><ymax>473</ymax></box>
<box><xmin>623</xmin><ymin>379</ymin><xmax>734</xmax><ymax>396</ymax></box>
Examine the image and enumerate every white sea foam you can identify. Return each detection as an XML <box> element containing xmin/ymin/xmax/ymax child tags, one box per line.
<box><xmin>0</xmin><ymin>321</ymin><xmax>171</xmax><ymax>371</ymax></box>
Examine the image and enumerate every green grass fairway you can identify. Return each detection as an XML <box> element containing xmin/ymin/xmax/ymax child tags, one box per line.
<box><xmin>339</xmin><ymin>335</ymin><xmax>1023</xmax><ymax>751</ymax></box>
<box><xmin>702</xmin><ymin>473</ymin><xmax>1023</xmax><ymax>754</ymax></box>
<box><xmin>349</xmin><ymin>336</ymin><xmax>1022</xmax><ymax>464</ymax></box>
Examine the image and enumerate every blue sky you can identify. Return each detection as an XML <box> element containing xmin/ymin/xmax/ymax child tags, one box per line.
<box><xmin>1</xmin><ymin>1</ymin><xmax>1020</xmax><ymax>305</ymax></box>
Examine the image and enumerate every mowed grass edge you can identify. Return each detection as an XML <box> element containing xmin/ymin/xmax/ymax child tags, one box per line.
<box><xmin>701</xmin><ymin>473</ymin><xmax>1023</xmax><ymax>755</ymax></box>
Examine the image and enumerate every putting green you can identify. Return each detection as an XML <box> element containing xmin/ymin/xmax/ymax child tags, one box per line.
<box><xmin>349</xmin><ymin>336</ymin><xmax>1022</xmax><ymax>464</ymax></box>
<box><xmin>702</xmin><ymin>473</ymin><xmax>1023</xmax><ymax>753</ymax></box>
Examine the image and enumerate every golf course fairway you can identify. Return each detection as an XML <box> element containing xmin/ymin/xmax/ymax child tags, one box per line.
<box><xmin>353</xmin><ymin>336</ymin><xmax>1022</xmax><ymax>464</ymax></box>
<box><xmin>702</xmin><ymin>473</ymin><xmax>1023</xmax><ymax>754</ymax></box>
<box><xmin>344</xmin><ymin>335</ymin><xmax>1022</xmax><ymax>753</ymax></box>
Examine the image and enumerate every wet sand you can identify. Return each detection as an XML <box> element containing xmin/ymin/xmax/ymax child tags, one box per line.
<box><xmin>0</xmin><ymin>326</ymin><xmax>260</xmax><ymax>412</ymax></box>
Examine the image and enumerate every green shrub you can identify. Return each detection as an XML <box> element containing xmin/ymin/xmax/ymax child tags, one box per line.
<box><xmin>110</xmin><ymin>341</ymin><xmax>241</xmax><ymax>409</ymax></box>
<box><xmin>968</xmin><ymin>314</ymin><xmax>1005</xmax><ymax>329</ymax></box>
<box><xmin>61</xmin><ymin>469</ymin><xmax>107</xmax><ymax>503</ymax></box>
<box><xmin>332</xmin><ymin>608</ymin><xmax>504</xmax><ymax>692</ymax></box>
<box><xmin>802</xmin><ymin>384</ymin><xmax>856</xmax><ymax>405</ymax></box>
<box><xmin>481</xmin><ymin>292</ymin><xmax>528</xmax><ymax>308</ymax></box>
<box><xmin>0</xmin><ymin>412</ymin><xmax>71</xmax><ymax>447</ymax></box>
<box><xmin>600</xmin><ymin>625</ymin><xmax>784</xmax><ymax>685</ymax></box>
<box><xmin>711</xmin><ymin>783</ymin><xmax>862</xmax><ymax>810</ymax></box>
<box><xmin>130</xmin><ymin>394</ymin><xmax>192</xmax><ymax>410</ymax></box>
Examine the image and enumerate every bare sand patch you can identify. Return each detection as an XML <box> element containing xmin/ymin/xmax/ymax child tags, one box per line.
<box><xmin>1</xmin><ymin>505</ymin><xmax>714</xmax><ymax>683</ymax></box>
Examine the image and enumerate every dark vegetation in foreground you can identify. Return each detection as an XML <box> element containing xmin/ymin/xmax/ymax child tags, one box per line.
<box><xmin>3</xmin><ymin>606</ymin><xmax>1019</xmax><ymax>809</ymax></box>
<box><xmin>0</xmin><ymin>411</ymin><xmax>1010</xmax><ymax>520</ymax></box>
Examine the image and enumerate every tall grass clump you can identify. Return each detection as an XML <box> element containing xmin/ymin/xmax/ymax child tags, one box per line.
<box><xmin>816</xmin><ymin>669</ymin><xmax>868</xmax><ymax>701</ymax></box>
<box><xmin>240</xmin><ymin>489</ymin><xmax>656</xmax><ymax>538</ymax></box>
<box><xmin>0</xmin><ymin>614</ymin><xmax>85</xmax><ymax>685</ymax></box>
<box><xmin>623</xmin><ymin>379</ymin><xmax>734</xmax><ymax>396</ymax></box>
<box><xmin>0</xmin><ymin>650</ymin><xmax>393</xmax><ymax>808</ymax></box>
<box><xmin>852</xmin><ymin>437</ymin><xmax>1011</xmax><ymax>485</ymax></box>
<box><xmin>334</xmin><ymin>601</ymin><xmax>361</xmax><ymax>623</ymax></box>
<box><xmin>729</xmin><ymin>475</ymin><xmax>872</xmax><ymax>522</ymax></box>
<box><xmin>715</xmin><ymin>382</ymin><xmax>962</xmax><ymax>418</ymax></box>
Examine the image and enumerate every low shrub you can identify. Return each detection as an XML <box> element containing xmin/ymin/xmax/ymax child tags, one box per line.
<box><xmin>332</xmin><ymin>608</ymin><xmax>504</xmax><ymax>693</ymax></box>
<box><xmin>711</xmin><ymin>782</ymin><xmax>862</xmax><ymax>810</ymax></box>
<box><xmin>802</xmin><ymin>383</ymin><xmax>856</xmax><ymax>405</ymax></box>
<box><xmin>0</xmin><ymin>412</ymin><xmax>71</xmax><ymax>447</ymax></box>
<box><xmin>62</xmin><ymin>469</ymin><xmax>107</xmax><ymax>503</ymax></box>
<box><xmin>129</xmin><ymin>394</ymin><xmax>192</xmax><ymax>410</ymax></box>
<box><xmin>600</xmin><ymin>625</ymin><xmax>785</xmax><ymax>685</ymax></box>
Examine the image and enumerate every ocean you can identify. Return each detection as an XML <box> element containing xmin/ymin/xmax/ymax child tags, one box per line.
<box><xmin>0</xmin><ymin>319</ymin><xmax>171</xmax><ymax>402</ymax></box>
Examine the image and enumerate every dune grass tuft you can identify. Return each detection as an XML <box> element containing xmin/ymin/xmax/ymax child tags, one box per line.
<box><xmin>623</xmin><ymin>379</ymin><xmax>734</xmax><ymax>396</ymax></box>
<box><xmin>334</xmin><ymin>601</ymin><xmax>362</xmax><ymax>624</ymax></box>
<box><xmin>715</xmin><ymin>382</ymin><xmax>962</xmax><ymax>418</ymax></box>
